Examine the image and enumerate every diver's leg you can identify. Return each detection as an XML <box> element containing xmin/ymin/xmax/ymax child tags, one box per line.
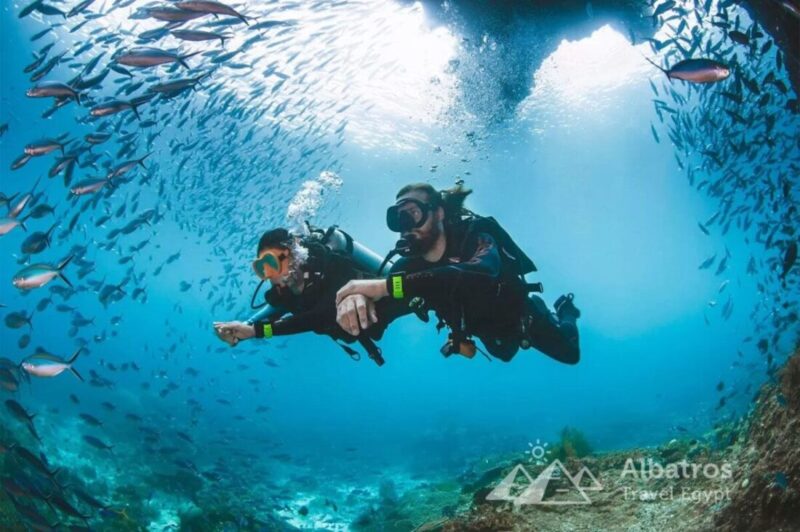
<box><xmin>522</xmin><ymin>294</ymin><xmax>580</xmax><ymax>364</ymax></box>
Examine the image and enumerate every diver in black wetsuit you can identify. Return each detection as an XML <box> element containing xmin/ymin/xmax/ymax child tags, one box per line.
<box><xmin>213</xmin><ymin>228</ymin><xmax>389</xmax><ymax>365</ymax></box>
<box><xmin>334</xmin><ymin>183</ymin><xmax>581</xmax><ymax>364</ymax></box>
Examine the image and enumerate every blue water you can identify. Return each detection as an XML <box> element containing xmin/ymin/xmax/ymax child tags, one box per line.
<box><xmin>1</xmin><ymin>0</ymin><xmax>798</xmax><ymax>529</ymax></box>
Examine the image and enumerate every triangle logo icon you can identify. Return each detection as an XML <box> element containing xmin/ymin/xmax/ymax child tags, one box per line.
<box><xmin>485</xmin><ymin>464</ymin><xmax>535</xmax><ymax>502</ymax></box>
<box><xmin>574</xmin><ymin>465</ymin><xmax>603</xmax><ymax>491</ymax></box>
<box><xmin>516</xmin><ymin>460</ymin><xmax>592</xmax><ymax>505</ymax></box>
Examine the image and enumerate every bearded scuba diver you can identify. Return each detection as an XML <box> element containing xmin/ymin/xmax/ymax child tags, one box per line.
<box><xmin>213</xmin><ymin>224</ymin><xmax>392</xmax><ymax>366</ymax></box>
<box><xmin>335</xmin><ymin>182</ymin><xmax>581</xmax><ymax>364</ymax></box>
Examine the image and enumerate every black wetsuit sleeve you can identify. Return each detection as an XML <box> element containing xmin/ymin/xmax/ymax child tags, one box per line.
<box><xmin>253</xmin><ymin>251</ymin><xmax>363</xmax><ymax>340</ymax></box>
<box><xmin>386</xmin><ymin>232</ymin><xmax>501</xmax><ymax>300</ymax></box>
<box><xmin>262</xmin><ymin>307</ymin><xmax>327</xmax><ymax>336</ymax></box>
<box><xmin>254</xmin><ymin>289</ymin><xmax>336</xmax><ymax>338</ymax></box>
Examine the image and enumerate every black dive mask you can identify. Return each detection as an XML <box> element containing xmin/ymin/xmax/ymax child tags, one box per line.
<box><xmin>386</xmin><ymin>199</ymin><xmax>431</xmax><ymax>233</ymax></box>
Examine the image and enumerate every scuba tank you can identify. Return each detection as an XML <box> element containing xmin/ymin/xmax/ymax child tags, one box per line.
<box><xmin>246</xmin><ymin>224</ymin><xmax>391</xmax><ymax>325</ymax></box>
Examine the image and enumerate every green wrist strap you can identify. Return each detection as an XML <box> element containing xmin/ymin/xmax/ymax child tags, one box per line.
<box><xmin>391</xmin><ymin>275</ymin><xmax>404</xmax><ymax>299</ymax></box>
<box><xmin>262</xmin><ymin>323</ymin><xmax>273</xmax><ymax>339</ymax></box>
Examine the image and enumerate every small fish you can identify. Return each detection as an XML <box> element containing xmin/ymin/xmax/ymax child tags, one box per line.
<box><xmin>0</xmin><ymin>368</ymin><xmax>20</xmax><ymax>392</ymax></box>
<box><xmin>19</xmin><ymin>0</ymin><xmax>44</xmax><ymax>18</ymax></box>
<box><xmin>651</xmin><ymin>0</ymin><xmax>675</xmax><ymax>19</ymax></box>
<box><xmin>4</xmin><ymin>311</ymin><xmax>33</xmax><ymax>330</ymax></box>
<box><xmin>67</xmin><ymin>0</ymin><xmax>95</xmax><ymax>17</ymax></box>
<box><xmin>171</xmin><ymin>29</ymin><xmax>228</xmax><ymax>44</ymax></box>
<box><xmin>10</xmin><ymin>153</ymin><xmax>32</xmax><ymax>171</ymax></box>
<box><xmin>4</xmin><ymin>399</ymin><xmax>41</xmax><ymax>441</ymax></box>
<box><xmin>79</xmin><ymin>413</ymin><xmax>103</xmax><ymax>426</ymax></box>
<box><xmin>699</xmin><ymin>254</ymin><xmax>716</xmax><ymax>270</ymax></box>
<box><xmin>26</xmin><ymin>81</ymin><xmax>82</xmax><ymax>104</ymax></box>
<box><xmin>644</xmin><ymin>57</ymin><xmax>730</xmax><ymax>84</ymax></box>
<box><xmin>715</xmin><ymin>254</ymin><xmax>729</xmax><ymax>276</ymax></box>
<box><xmin>650</xmin><ymin>123</ymin><xmax>659</xmax><ymax>143</ymax></box>
<box><xmin>175</xmin><ymin>1</ymin><xmax>249</xmax><ymax>24</ymax></box>
<box><xmin>12</xmin><ymin>255</ymin><xmax>73</xmax><ymax>290</ymax></box>
<box><xmin>778</xmin><ymin>0</ymin><xmax>800</xmax><ymax>18</ymax></box>
<box><xmin>83</xmin><ymin>435</ymin><xmax>114</xmax><ymax>452</ymax></box>
<box><xmin>18</xmin><ymin>334</ymin><xmax>31</xmax><ymax>349</ymax></box>
<box><xmin>70</xmin><ymin>176</ymin><xmax>112</xmax><ymax>195</ymax></box>
<box><xmin>21</xmin><ymin>347</ymin><xmax>83</xmax><ymax>381</ymax></box>
<box><xmin>24</xmin><ymin>138</ymin><xmax>65</xmax><ymax>156</ymax></box>
<box><xmin>147</xmin><ymin>6</ymin><xmax>207</xmax><ymax>22</ymax></box>
<box><xmin>115</xmin><ymin>47</ymin><xmax>199</xmax><ymax>69</ymax></box>
<box><xmin>21</xmin><ymin>223</ymin><xmax>58</xmax><ymax>255</ymax></box>
<box><xmin>780</xmin><ymin>240</ymin><xmax>797</xmax><ymax>280</ymax></box>
<box><xmin>728</xmin><ymin>30</ymin><xmax>749</xmax><ymax>46</ymax></box>
<box><xmin>0</xmin><ymin>216</ymin><xmax>28</xmax><ymax>236</ymax></box>
<box><xmin>90</xmin><ymin>98</ymin><xmax>146</xmax><ymax>120</ymax></box>
<box><xmin>85</xmin><ymin>132</ymin><xmax>111</xmax><ymax>145</ymax></box>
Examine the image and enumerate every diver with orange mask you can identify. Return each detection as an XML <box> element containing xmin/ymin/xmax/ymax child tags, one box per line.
<box><xmin>213</xmin><ymin>227</ymin><xmax>394</xmax><ymax>365</ymax></box>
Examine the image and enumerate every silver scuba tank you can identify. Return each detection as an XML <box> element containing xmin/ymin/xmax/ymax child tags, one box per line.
<box><xmin>245</xmin><ymin>226</ymin><xmax>391</xmax><ymax>324</ymax></box>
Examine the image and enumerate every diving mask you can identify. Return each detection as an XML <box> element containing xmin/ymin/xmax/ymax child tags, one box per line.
<box><xmin>386</xmin><ymin>198</ymin><xmax>432</xmax><ymax>233</ymax></box>
<box><xmin>252</xmin><ymin>248</ymin><xmax>289</xmax><ymax>281</ymax></box>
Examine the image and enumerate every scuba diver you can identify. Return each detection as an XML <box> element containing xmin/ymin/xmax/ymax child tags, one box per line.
<box><xmin>334</xmin><ymin>182</ymin><xmax>581</xmax><ymax>364</ymax></box>
<box><xmin>213</xmin><ymin>225</ymin><xmax>392</xmax><ymax>366</ymax></box>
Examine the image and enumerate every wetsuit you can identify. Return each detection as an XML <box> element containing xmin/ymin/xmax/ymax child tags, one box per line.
<box><xmin>385</xmin><ymin>218</ymin><xmax>580</xmax><ymax>364</ymax></box>
<box><xmin>252</xmin><ymin>243</ymin><xmax>386</xmax><ymax>364</ymax></box>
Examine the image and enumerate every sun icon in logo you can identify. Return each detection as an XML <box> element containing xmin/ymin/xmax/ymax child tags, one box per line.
<box><xmin>527</xmin><ymin>439</ymin><xmax>551</xmax><ymax>465</ymax></box>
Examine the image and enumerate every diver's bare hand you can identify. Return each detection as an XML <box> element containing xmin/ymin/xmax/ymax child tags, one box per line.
<box><xmin>335</xmin><ymin>279</ymin><xmax>389</xmax><ymax>306</ymax></box>
<box><xmin>336</xmin><ymin>294</ymin><xmax>378</xmax><ymax>336</ymax></box>
<box><xmin>213</xmin><ymin>321</ymin><xmax>254</xmax><ymax>346</ymax></box>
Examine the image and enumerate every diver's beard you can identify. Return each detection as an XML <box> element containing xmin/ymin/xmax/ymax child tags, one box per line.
<box><xmin>402</xmin><ymin>228</ymin><xmax>439</xmax><ymax>256</ymax></box>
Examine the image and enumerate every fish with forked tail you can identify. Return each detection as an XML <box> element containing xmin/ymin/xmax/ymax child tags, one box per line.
<box><xmin>12</xmin><ymin>255</ymin><xmax>73</xmax><ymax>290</ymax></box>
<box><xmin>21</xmin><ymin>347</ymin><xmax>84</xmax><ymax>381</ymax></box>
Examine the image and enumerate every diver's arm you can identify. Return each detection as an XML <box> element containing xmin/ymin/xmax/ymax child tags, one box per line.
<box><xmin>253</xmin><ymin>308</ymin><xmax>326</xmax><ymax>338</ymax></box>
<box><xmin>386</xmin><ymin>232</ymin><xmax>501</xmax><ymax>300</ymax></box>
<box><xmin>246</xmin><ymin>304</ymin><xmax>285</xmax><ymax>325</ymax></box>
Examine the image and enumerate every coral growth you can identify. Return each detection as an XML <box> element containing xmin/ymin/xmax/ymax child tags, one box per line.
<box><xmin>550</xmin><ymin>426</ymin><xmax>593</xmax><ymax>461</ymax></box>
<box><xmin>714</xmin><ymin>346</ymin><xmax>800</xmax><ymax>531</ymax></box>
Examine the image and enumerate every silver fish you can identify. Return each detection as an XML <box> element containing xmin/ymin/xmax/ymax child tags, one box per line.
<box><xmin>12</xmin><ymin>255</ymin><xmax>73</xmax><ymax>290</ymax></box>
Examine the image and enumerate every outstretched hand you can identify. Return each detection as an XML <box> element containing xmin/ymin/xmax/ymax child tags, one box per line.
<box><xmin>213</xmin><ymin>321</ymin><xmax>255</xmax><ymax>347</ymax></box>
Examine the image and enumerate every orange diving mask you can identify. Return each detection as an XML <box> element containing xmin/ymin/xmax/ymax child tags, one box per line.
<box><xmin>252</xmin><ymin>249</ymin><xmax>289</xmax><ymax>281</ymax></box>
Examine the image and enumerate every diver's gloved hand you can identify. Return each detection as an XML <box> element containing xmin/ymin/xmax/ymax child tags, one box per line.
<box><xmin>336</xmin><ymin>294</ymin><xmax>378</xmax><ymax>337</ymax></box>
<box><xmin>213</xmin><ymin>321</ymin><xmax>254</xmax><ymax>347</ymax></box>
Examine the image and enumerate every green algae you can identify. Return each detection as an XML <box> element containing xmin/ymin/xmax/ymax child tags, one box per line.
<box><xmin>551</xmin><ymin>426</ymin><xmax>593</xmax><ymax>460</ymax></box>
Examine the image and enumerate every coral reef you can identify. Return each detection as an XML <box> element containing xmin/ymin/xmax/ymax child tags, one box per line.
<box><xmin>433</xmin><ymin>347</ymin><xmax>800</xmax><ymax>532</ymax></box>
<box><xmin>714</xmin><ymin>346</ymin><xmax>800</xmax><ymax>531</ymax></box>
